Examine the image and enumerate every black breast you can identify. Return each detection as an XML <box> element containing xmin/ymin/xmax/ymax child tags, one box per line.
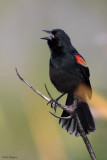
<box><xmin>49</xmin><ymin>55</ymin><xmax>82</xmax><ymax>93</ymax></box>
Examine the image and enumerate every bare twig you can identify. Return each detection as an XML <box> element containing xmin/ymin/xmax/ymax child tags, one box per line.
<box><xmin>75</xmin><ymin>114</ymin><xmax>97</xmax><ymax>160</ymax></box>
<box><xmin>15</xmin><ymin>68</ymin><xmax>50</xmax><ymax>102</ymax></box>
<box><xmin>15</xmin><ymin>68</ymin><xmax>97</xmax><ymax>160</ymax></box>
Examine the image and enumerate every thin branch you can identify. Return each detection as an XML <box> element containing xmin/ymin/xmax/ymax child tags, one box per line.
<box><xmin>15</xmin><ymin>68</ymin><xmax>97</xmax><ymax>160</ymax></box>
<box><xmin>75</xmin><ymin>114</ymin><xmax>97</xmax><ymax>160</ymax></box>
<box><xmin>15</xmin><ymin>68</ymin><xmax>50</xmax><ymax>102</ymax></box>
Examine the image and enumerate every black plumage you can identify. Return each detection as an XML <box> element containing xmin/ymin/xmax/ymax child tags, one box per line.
<box><xmin>41</xmin><ymin>29</ymin><xmax>96</xmax><ymax>136</ymax></box>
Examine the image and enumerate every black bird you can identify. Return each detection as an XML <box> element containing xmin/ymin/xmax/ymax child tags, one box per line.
<box><xmin>41</xmin><ymin>29</ymin><xmax>96</xmax><ymax>136</ymax></box>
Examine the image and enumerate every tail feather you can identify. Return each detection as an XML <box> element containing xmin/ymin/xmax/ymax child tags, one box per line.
<box><xmin>59</xmin><ymin>111</ymin><xmax>70</xmax><ymax>129</ymax></box>
<box><xmin>59</xmin><ymin>94</ymin><xmax>96</xmax><ymax>136</ymax></box>
<box><xmin>76</xmin><ymin>102</ymin><xmax>96</xmax><ymax>134</ymax></box>
<box><xmin>67</xmin><ymin>118</ymin><xmax>76</xmax><ymax>134</ymax></box>
<box><xmin>63</xmin><ymin>119</ymin><xmax>71</xmax><ymax>130</ymax></box>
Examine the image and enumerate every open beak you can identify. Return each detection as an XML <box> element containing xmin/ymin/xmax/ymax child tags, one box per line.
<box><xmin>41</xmin><ymin>30</ymin><xmax>54</xmax><ymax>40</ymax></box>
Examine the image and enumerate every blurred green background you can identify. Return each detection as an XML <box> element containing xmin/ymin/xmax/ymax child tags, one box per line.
<box><xmin>0</xmin><ymin>0</ymin><xmax>107</xmax><ymax>160</ymax></box>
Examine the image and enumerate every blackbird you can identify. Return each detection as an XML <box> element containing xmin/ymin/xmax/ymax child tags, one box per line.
<box><xmin>41</xmin><ymin>29</ymin><xmax>96</xmax><ymax>136</ymax></box>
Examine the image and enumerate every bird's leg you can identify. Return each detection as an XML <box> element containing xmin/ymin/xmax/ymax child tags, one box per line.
<box><xmin>49</xmin><ymin>97</ymin><xmax>77</xmax><ymax>119</ymax></box>
<box><xmin>48</xmin><ymin>92</ymin><xmax>66</xmax><ymax>113</ymax></box>
<box><xmin>45</xmin><ymin>84</ymin><xmax>58</xmax><ymax>112</ymax></box>
<box><xmin>45</xmin><ymin>84</ymin><xmax>66</xmax><ymax>113</ymax></box>
<box><xmin>45</xmin><ymin>84</ymin><xmax>77</xmax><ymax>119</ymax></box>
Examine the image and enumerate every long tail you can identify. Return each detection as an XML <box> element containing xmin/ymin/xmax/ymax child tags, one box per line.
<box><xmin>59</xmin><ymin>94</ymin><xmax>96</xmax><ymax>136</ymax></box>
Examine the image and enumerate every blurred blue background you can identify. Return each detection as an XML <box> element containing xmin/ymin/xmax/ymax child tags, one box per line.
<box><xmin>0</xmin><ymin>0</ymin><xmax>107</xmax><ymax>160</ymax></box>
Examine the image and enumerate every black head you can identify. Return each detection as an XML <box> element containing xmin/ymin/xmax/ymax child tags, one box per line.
<box><xmin>41</xmin><ymin>29</ymin><xmax>71</xmax><ymax>50</ymax></box>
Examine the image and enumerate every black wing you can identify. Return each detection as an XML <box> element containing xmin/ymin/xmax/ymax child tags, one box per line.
<box><xmin>79</xmin><ymin>64</ymin><xmax>92</xmax><ymax>99</ymax></box>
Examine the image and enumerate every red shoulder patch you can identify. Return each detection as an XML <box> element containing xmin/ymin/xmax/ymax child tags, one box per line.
<box><xmin>74</xmin><ymin>54</ymin><xmax>86</xmax><ymax>66</ymax></box>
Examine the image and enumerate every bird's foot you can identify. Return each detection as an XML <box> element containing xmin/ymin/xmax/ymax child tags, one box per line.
<box><xmin>45</xmin><ymin>84</ymin><xmax>65</xmax><ymax>113</ymax></box>
<box><xmin>47</xmin><ymin>93</ymin><xmax>65</xmax><ymax>113</ymax></box>
<box><xmin>44</xmin><ymin>84</ymin><xmax>78</xmax><ymax>119</ymax></box>
<box><xmin>49</xmin><ymin>111</ymin><xmax>72</xmax><ymax>119</ymax></box>
<box><xmin>45</xmin><ymin>84</ymin><xmax>58</xmax><ymax>113</ymax></box>
<box><xmin>48</xmin><ymin>100</ymin><xmax>57</xmax><ymax>113</ymax></box>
